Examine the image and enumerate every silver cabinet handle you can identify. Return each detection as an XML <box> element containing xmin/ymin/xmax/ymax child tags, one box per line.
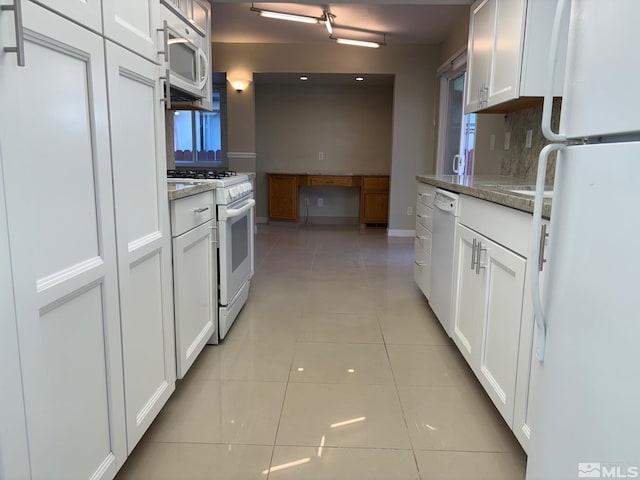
<box><xmin>475</xmin><ymin>241</ymin><xmax>487</xmax><ymax>274</ymax></box>
<box><xmin>538</xmin><ymin>224</ymin><xmax>549</xmax><ymax>272</ymax></box>
<box><xmin>157</xmin><ymin>20</ymin><xmax>169</xmax><ymax>61</ymax></box>
<box><xmin>414</xmin><ymin>261</ymin><xmax>427</xmax><ymax>267</ymax></box>
<box><xmin>471</xmin><ymin>238</ymin><xmax>477</xmax><ymax>270</ymax></box>
<box><xmin>416</xmin><ymin>214</ymin><xmax>430</xmax><ymax>220</ymax></box>
<box><xmin>160</xmin><ymin>68</ymin><xmax>171</xmax><ymax>109</ymax></box>
<box><xmin>417</xmin><ymin>192</ymin><xmax>432</xmax><ymax>198</ymax></box>
<box><xmin>194</xmin><ymin>206</ymin><xmax>209</xmax><ymax>213</ymax></box>
<box><xmin>416</xmin><ymin>235</ymin><xmax>428</xmax><ymax>240</ymax></box>
<box><xmin>1</xmin><ymin>0</ymin><xmax>25</xmax><ymax>67</ymax></box>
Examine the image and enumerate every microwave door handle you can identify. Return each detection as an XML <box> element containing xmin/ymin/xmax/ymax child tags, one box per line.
<box><xmin>196</xmin><ymin>47</ymin><xmax>209</xmax><ymax>90</ymax></box>
<box><xmin>221</xmin><ymin>199</ymin><xmax>255</xmax><ymax>220</ymax></box>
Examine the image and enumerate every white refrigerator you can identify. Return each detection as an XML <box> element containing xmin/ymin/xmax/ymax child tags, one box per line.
<box><xmin>526</xmin><ymin>1</ymin><xmax>640</xmax><ymax>479</ymax></box>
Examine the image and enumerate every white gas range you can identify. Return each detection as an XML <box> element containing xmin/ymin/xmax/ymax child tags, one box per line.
<box><xmin>167</xmin><ymin>170</ymin><xmax>255</xmax><ymax>342</ymax></box>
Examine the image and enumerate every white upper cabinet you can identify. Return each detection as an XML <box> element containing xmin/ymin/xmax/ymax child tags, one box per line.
<box><xmin>102</xmin><ymin>0</ymin><xmax>161</xmax><ymax>62</ymax></box>
<box><xmin>105</xmin><ymin>40</ymin><xmax>176</xmax><ymax>453</ymax></box>
<box><xmin>32</xmin><ymin>0</ymin><xmax>103</xmax><ymax>33</ymax></box>
<box><xmin>465</xmin><ymin>0</ymin><xmax>496</xmax><ymax>113</ymax></box>
<box><xmin>465</xmin><ymin>0</ymin><xmax>568</xmax><ymax>113</ymax></box>
<box><xmin>0</xmin><ymin>3</ymin><xmax>127</xmax><ymax>479</ymax></box>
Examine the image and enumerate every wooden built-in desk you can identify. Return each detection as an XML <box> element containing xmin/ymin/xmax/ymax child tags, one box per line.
<box><xmin>267</xmin><ymin>173</ymin><xmax>390</xmax><ymax>224</ymax></box>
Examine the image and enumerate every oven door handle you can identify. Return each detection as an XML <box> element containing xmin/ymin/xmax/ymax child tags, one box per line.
<box><xmin>219</xmin><ymin>199</ymin><xmax>255</xmax><ymax>220</ymax></box>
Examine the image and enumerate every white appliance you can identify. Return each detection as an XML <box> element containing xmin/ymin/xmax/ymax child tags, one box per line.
<box><xmin>168</xmin><ymin>170</ymin><xmax>255</xmax><ymax>342</ymax></box>
<box><xmin>160</xmin><ymin>1</ymin><xmax>211</xmax><ymax>107</ymax></box>
<box><xmin>526</xmin><ymin>1</ymin><xmax>640</xmax><ymax>478</ymax></box>
<box><xmin>430</xmin><ymin>189</ymin><xmax>460</xmax><ymax>336</ymax></box>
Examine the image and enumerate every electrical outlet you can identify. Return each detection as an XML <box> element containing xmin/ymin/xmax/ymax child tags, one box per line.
<box><xmin>318</xmin><ymin>151</ymin><xmax>324</xmax><ymax>161</ymax></box>
<box><xmin>504</xmin><ymin>132</ymin><xmax>511</xmax><ymax>150</ymax></box>
<box><xmin>525</xmin><ymin>129</ymin><xmax>533</xmax><ymax>148</ymax></box>
<box><xmin>317</xmin><ymin>198</ymin><xmax>323</xmax><ymax>207</ymax></box>
<box><xmin>490</xmin><ymin>134</ymin><xmax>496</xmax><ymax>151</ymax></box>
<box><xmin>407</xmin><ymin>206</ymin><xmax>413</xmax><ymax>216</ymax></box>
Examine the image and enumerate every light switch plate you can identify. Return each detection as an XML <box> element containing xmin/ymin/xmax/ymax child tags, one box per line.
<box><xmin>504</xmin><ymin>132</ymin><xmax>511</xmax><ymax>150</ymax></box>
<box><xmin>525</xmin><ymin>129</ymin><xmax>533</xmax><ymax>148</ymax></box>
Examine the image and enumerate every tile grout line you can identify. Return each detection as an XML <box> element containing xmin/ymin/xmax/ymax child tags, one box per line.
<box><xmin>264</xmin><ymin>339</ymin><xmax>298</xmax><ymax>480</ymax></box>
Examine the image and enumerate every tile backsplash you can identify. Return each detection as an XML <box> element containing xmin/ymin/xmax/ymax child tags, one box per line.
<box><xmin>500</xmin><ymin>99</ymin><xmax>561</xmax><ymax>185</ymax></box>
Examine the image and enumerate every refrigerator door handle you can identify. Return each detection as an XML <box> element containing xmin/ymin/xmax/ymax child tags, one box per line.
<box><xmin>531</xmin><ymin>143</ymin><xmax>566</xmax><ymax>361</ymax></box>
<box><xmin>542</xmin><ymin>0</ymin><xmax>569</xmax><ymax>142</ymax></box>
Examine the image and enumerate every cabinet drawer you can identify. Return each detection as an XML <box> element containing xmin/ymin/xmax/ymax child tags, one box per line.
<box><xmin>459</xmin><ymin>195</ymin><xmax>532</xmax><ymax>257</ymax></box>
<box><xmin>414</xmin><ymin>245</ymin><xmax>431</xmax><ymax>298</ymax></box>
<box><xmin>362</xmin><ymin>176</ymin><xmax>389</xmax><ymax>190</ymax></box>
<box><xmin>415</xmin><ymin>223</ymin><xmax>432</xmax><ymax>254</ymax></box>
<box><xmin>309</xmin><ymin>175</ymin><xmax>356</xmax><ymax>187</ymax></box>
<box><xmin>417</xmin><ymin>182</ymin><xmax>436</xmax><ymax>207</ymax></box>
<box><xmin>171</xmin><ymin>190</ymin><xmax>215</xmax><ymax>236</ymax></box>
<box><xmin>416</xmin><ymin>203</ymin><xmax>433</xmax><ymax>231</ymax></box>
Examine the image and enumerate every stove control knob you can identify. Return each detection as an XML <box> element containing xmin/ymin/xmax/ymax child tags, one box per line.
<box><xmin>230</xmin><ymin>186</ymin><xmax>239</xmax><ymax>198</ymax></box>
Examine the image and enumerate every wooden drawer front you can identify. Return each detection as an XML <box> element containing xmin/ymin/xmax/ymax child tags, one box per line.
<box><xmin>310</xmin><ymin>175</ymin><xmax>356</xmax><ymax>187</ymax></box>
<box><xmin>416</xmin><ymin>203</ymin><xmax>433</xmax><ymax>231</ymax></box>
<box><xmin>171</xmin><ymin>191</ymin><xmax>215</xmax><ymax>236</ymax></box>
<box><xmin>415</xmin><ymin>223</ymin><xmax>432</xmax><ymax>253</ymax></box>
<box><xmin>362</xmin><ymin>176</ymin><xmax>389</xmax><ymax>190</ymax></box>
<box><xmin>417</xmin><ymin>182</ymin><xmax>436</xmax><ymax>207</ymax></box>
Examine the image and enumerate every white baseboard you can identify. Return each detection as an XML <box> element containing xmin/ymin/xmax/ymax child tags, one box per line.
<box><xmin>387</xmin><ymin>229</ymin><xmax>416</xmax><ymax>237</ymax></box>
<box><xmin>256</xmin><ymin>217</ymin><xmax>269</xmax><ymax>224</ymax></box>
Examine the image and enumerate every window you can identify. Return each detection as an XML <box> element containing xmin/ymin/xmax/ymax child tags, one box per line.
<box><xmin>173</xmin><ymin>87</ymin><xmax>227</xmax><ymax>167</ymax></box>
<box><xmin>436</xmin><ymin>53</ymin><xmax>476</xmax><ymax>176</ymax></box>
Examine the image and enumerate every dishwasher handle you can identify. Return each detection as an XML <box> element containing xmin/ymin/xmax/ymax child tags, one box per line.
<box><xmin>434</xmin><ymin>192</ymin><xmax>458</xmax><ymax>213</ymax></box>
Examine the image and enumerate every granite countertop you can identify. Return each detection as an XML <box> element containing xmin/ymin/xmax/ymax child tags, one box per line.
<box><xmin>416</xmin><ymin>175</ymin><xmax>552</xmax><ymax>219</ymax></box>
<box><xmin>167</xmin><ymin>181</ymin><xmax>215</xmax><ymax>201</ymax></box>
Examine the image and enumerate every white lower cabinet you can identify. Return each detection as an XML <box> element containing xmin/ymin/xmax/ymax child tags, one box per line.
<box><xmin>0</xmin><ymin>3</ymin><xmax>127</xmax><ymax>478</ymax></box>
<box><xmin>452</xmin><ymin>201</ymin><xmax>528</xmax><ymax>427</ymax></box>
<box><xmin>0</xmin><ymin>148</ymin><xmax>30</xmax><ymax>480</ymax></box>
<box><xmin>414</xmin><ymin>183</ymin><xmax>436</xmax><ymax>298</ymax></box>
<box><xmin>105</xmin><ymin>40</ymin><xmax>176</xmax><ymax>453</ymax></box>
<box><xmin>171</xmin><ymin>196</ymin><xmax>217</xmax><ymax>378</ymax></box>
<box><xmin>513</xmin><ymin>220</ymin><xmax>550</xmax><ymax>453</ymax></box>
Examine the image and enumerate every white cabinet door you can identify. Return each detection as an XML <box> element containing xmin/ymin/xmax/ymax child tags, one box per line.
<box><xmin>0</xmin><ymin>3</ymin><xmax>126</xmax><ymax>479</ymax></box>
<box><xmin>475</xmin><ymin>234</ymin><xmax>526</xmax><ymax>425</ymax></box>
<box><xmin>32</xmin><ymin>0</ymin><xmax>103</xmax><ymax>33</ymax></box>
<box><xmin>488</xmin><ymin>0</ymin><xmax>526</xmax><ymax>106</ymax></box>
<box><xmin>0</xmin><ymin>145</ymin><xmax>30</xmax><ymax>480</ymax></box>
<box><xmin>513</xmin><ymin>220</ymin><xmax>549</xmax><ymax>452</ymax></box>
<box><xmin>102</xmin><ymin>0</ymin><xmax>161</xmax><ymax>62</ymax></box>
<box><xmin>105</xmin><ymin>41</ymin><xmax>176</xmax><ymax>453</ymax></box>
<box><xmin>173</xmin><ymin>219</ymin><xmax>216</xmax><ymax>379</ymax></box>
<box><xmin>465</xmin><ymin>0</ymin><xmax>495</xmax><ymax>113</ymax></box>
<box><xmin>452</xmin><ymin>225</ymin><xmax>484</xmax><ymax>365</ymax></box>
<box><xmin>453</xmin><ymin>224</ymin><xmax>526</xmax><ymax>426</ymax></box>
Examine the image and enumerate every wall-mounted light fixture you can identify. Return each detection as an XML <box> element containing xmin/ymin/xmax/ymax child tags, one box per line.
<box><xmin>229</xmin><ymin>79</ymin><xmax>250</xmax><ymax>92</ymax></box>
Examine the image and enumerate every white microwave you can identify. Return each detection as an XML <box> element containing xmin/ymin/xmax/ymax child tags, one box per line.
<box><xmin>160</xmin><ymin>1</ymin><xmax>212</xmax><ymax>110</ymax></box>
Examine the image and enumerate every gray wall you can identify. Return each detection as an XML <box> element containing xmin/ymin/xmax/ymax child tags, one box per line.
<box><xmin>255</xmin><ymin>83</ymin><xmax>393</xmax><ymax>220</ymax></box>
<box><xmin>212</xmin><ymin>42</ymin><xmax>440</xmax><ymax>232</ymax></box>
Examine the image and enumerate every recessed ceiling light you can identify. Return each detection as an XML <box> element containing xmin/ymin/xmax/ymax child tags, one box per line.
<box><xmin>355</xmin><ymin>77</ymin><xmax>364</xmax><ymax>82</ymax></box>
<box><xmin>300</xmin><ymin>76</ymin><xmax>309</xmax><ymax>81</ymax></box>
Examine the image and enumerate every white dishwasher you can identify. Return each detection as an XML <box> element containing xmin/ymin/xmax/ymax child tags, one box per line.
<box><xmin>429</xmin><ymin>189</ymin><xmax>460</xmax><ymax>337</ymax></box>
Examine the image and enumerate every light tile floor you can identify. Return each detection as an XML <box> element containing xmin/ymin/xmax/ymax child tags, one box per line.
<box><xmin>116</xmin><ymin>225</ymin><xmax>526</xmax><ymax>480</ymax></box>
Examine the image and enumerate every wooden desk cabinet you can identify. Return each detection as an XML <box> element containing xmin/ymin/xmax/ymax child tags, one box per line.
<box><xmin>268</xmin><ymin>174</ymin><xmax>299</xmax><ymax>221</ymax></box>
<box><xmin>267</xmin><ymin>174</ymin><xmax>389</xmax><ymax>224</ymax></box>
<box><xmin>360</xmin><ymin>176</ymin><xmax>390</xmax><ymax>224</ymax></box>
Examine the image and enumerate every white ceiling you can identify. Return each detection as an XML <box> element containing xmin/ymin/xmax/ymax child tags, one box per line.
<box><xmin>211</xmin><ymin>2</ymin><xmax>472</xmax><ymax>45</ymax></box>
